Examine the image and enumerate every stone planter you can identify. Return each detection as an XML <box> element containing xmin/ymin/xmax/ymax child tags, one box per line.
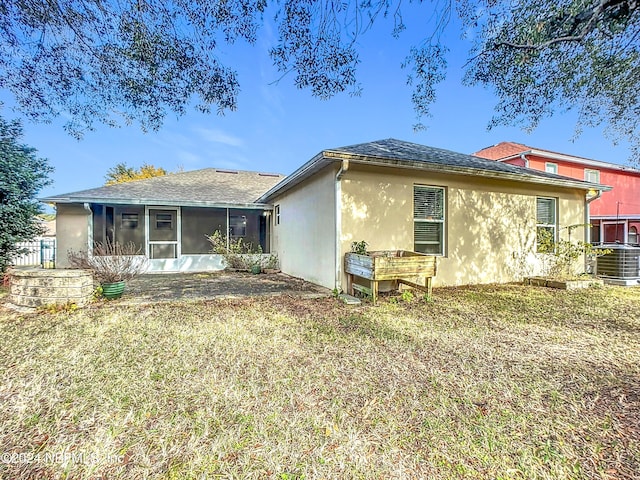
<box><xmin>8</xmin><ymin>269</ymin><xmax>94</xmax><ymax>308</ymax></box>
<box><xmin>524</xmin><ymin>276</ymin><xmax>605</xmax><ymax>290</ymax></box>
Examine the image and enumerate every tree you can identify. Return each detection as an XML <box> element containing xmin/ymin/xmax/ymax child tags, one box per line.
<box><xmin>0</xmin><ymin>116</ymin><xmax>52</xmax><ymax>273</ymax></box>
<box><xmin>462</xmin><ymin>0</ymin><xmax>640</xmax><ymax>158</ymax></box>
<box><xmin>105</xmin><ymin>162</ymin><xmax>168</xmax><ymax>185</ymax></box>
<box><xmin>1</xmin><ymin>1</ymin><xmax>639</xmax><ymax>157</ymax></box>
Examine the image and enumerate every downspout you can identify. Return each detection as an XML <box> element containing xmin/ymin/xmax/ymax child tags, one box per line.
<box><xmin>83</xmin><ymin>203</ymin><xmax>93</xmax><ymax>257</ymax></box>
<box><xmin>335</xmin><ymin>159</ymin><xmax>349</xmax><ymax>291</ymax></box>
<box><xmin>519</xmin><ymin>153</ymin><xmax>530</xmax><ymax>168</ymax></box>
<box><xmin>585</xmin><ymin>189</ymin><xmax>602</xmax><ymax>272</ymax></box>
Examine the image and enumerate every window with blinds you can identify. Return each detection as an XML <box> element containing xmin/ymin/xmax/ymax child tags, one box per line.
<box><xmin>414</xmin><ymin>185</ymin><xmax>445</xmax><ymax>255</ymax></box>
<box><xmin>536</xmin><ymin>197</ymin><xmax>557</xmax><ymax>252</ymax></box>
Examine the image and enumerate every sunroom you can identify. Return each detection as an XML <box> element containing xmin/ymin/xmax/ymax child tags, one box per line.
<box><xmin>43</xmin><ymin>168</ymin><xmax>284</xmax><ymax>272</ymax></box>
<box><xmin>90</xmin><ymin>203</ymin><xmax>271</xmax><ymax>272</ymax></box>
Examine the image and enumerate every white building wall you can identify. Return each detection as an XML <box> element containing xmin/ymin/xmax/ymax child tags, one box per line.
<box><xmin>270</xmin><ymin>166</ymin><xmax>337</xmax><ymax>288</ymax></box>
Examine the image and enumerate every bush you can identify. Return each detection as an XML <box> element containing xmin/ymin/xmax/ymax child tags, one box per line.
<box><xmin>537</xmin><ymin>226</ymin><xmax>612</xmax><ymax>279</ymax></box>
<box><xmin>206</xmin><ymin>231</ymin><xmax>278</xmax><ymax>271</ymax></box>
<box><xmin>67</xmin><ymin>240</ymin><xmax>149</xmax><ymax>283</ymax></box>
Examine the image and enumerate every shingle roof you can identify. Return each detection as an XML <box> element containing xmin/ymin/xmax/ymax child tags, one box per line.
<box><xmin>475</xmin><ymin>141</ymin><xmax>640</xmax><ymax>176</ymax></box>
<box><xmin>42</xmin><ymin>168</ymin><xmax>285</xmax><ymax>208</ymax></box>
<box><xmin>327</xmin><ymin>138</ymin><xmax>558</xmax><ymax>178</ymax></box>
<box><xmin>473</xmin><ymin>141</ymin><xmax>529</xmax><ymax>160</ymax></box>
<box><xmin>258</xmin><ymin>138</ymin><xmax>611</xmax><ymax>202</ymax></box>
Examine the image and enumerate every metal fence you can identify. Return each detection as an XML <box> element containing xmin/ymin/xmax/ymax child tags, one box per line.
<box><xmin>12</xmin><ymin>238</ymin><xmax>56</xmax><ymax>268</ymax></box>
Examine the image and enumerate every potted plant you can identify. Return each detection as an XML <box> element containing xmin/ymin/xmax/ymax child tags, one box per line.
<box><xmin>68</xmin><ymin>240</ymin><xmax>149</xmax><ymax>299</ymax></box>
<box><xmin>250</xmin><ymin>262</ymin><xmax>262</xmax><ymax>274</ymax></box>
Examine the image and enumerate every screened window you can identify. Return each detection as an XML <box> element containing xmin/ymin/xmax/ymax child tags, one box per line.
<box><xmin>536</xmin><ymin>197</ymin><xmax>557</xmax><ymax>252</ymax></box>
<box><xmin>274</xmin><ymin>205</ymin><xmax>280</xmax><ymax>225</ymax></box>
<box><xmin>585</xmin><ymin>169</ymin><xmax>600</xmax><ymax>183</ymax></box>
<box><xmin>545</xmin><ymin>162</ymin><xmax>558</xmax><ymax>174</ymax></box>
<box><xmin>229</xmin><ymin>215</ymin><xmax>247</xmax><ymax>237</ymax></box>
<box><xmin>121</xmin><ymin>213</ymin><xmax>139</xmax><ymax>229</ymax></box>
<box><xmin>156</xmin><ymin>213</ymin><xmax>173</xmax><ymax>230</ymax></box>
<box><xmin>629</xmin><ymin>226</ymin><xmax>638</xmax><ymax>245</ymax></box>
<box><xmin>414</xmin><ymin>185</ymin><xmax>445</xmax><ymax>255</ymax></box>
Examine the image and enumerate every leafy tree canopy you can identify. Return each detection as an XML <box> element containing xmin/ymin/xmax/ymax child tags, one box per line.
<box><xmin>0</xmin><ymin>115</ymin><xmax>52</xmax><ymax>272</ymax></box>
<box><xmin>105</xmin><ymin>162</ymin><xmax>168</xmax><ymax>185</ymax></box>
<box><xmin>1</xmin><ymin>0</ymin><xmax>638</xmax><ymax>157</ymax></box>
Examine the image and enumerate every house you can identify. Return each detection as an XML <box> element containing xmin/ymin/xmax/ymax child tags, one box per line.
<box><xmin>44</xmin><ymin>139</ymin><xmax>609</xmax><ymax>290</ymax></box>
<box><xmin>474</xmin><ymin>142</ymin><xmax>640</xmax><ymax>245</ymax></box>
<box><xmin>42</xmin><ymin>168</ymin><xmax>284</xmax><ymax>271</ymax></box>
<box><xmin>257</xmin><ymin>139</ymin><xmax>608</xmax><ymax>289</ymax></box>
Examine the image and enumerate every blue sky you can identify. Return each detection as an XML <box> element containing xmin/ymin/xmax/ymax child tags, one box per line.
<box><xmin>1</xmin><ymin>6</ymin><xmax>633</xmax><ymax>201</ymax></box>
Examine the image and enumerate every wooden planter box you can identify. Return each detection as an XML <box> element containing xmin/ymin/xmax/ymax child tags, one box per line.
<box><xmin>345</xmin><ymin>250</ymin><xmax>437</xmax><ymax>303</ymax></box>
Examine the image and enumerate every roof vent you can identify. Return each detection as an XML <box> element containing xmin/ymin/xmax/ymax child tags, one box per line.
<box><xmin>216</xmin><ymin>169</ymin><xmax>238</xmax><ymax>174</ymax></box>
<box><xmin>258</xmin><ymin>173</ymin><xmax>281</xmax><ymax>177</ymax></box>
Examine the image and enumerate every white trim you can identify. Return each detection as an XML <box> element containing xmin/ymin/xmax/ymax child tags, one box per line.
<box><xmin>259</xmin><ymin>151</ymin><xmax>611</xmax><ymax>204</ymax></box>
<box><xmin>84</xmin><ymin>203</ymin><xmax>93</xmax><ymax>255</ymax></box>
<box><xmin>274</xmin><ymin>204</ymin><xmax>280</xmax><ymax>225</ymax></box>
<box><xmin>335</xmin><ymin>161</ymin><xmax>348</xmax><ymax>290</ymax></box>
<box><xmin>497</xmin><ymin>149</ymin><xmax>640</xmax><ymax>174</ymax></box>
<box><xmin>146</xmin><ymin>206</ymin><xmax>181</xmax><ymax>260</ymax></box>
<box><xmin>601</xmin><ymin>221</ymin><xmax>627</xmax><ymax>243</ymax></box>
<box><xmin>584</xmin><ymin>168</ymin><xmax>600</xmax><ymax>183</ymax></box>
<box><xmin>536</xmin><ymin>196</ymin><xmax>558</xmax><ymax>248</ymax></box>
<box><xmin>226</xmin><ymin>208</ymin><xmax>230</xmax><ymax>251</ymax></box>
<box><xmin>413</xmin><ymin>184</ymin><xmax>446</xmax><ymax>256</ymax></box>
<box><xmin>545</xmin><ymin>162</ymin><xmax>558</xmax><ymax>174</ymax></box>
<box><xmin>592</xmin><ymin>214</ymin><xmax>640</xmax><ymax>220</ymax></box>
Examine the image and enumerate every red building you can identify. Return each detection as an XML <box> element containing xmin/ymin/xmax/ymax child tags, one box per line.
<box><xmin>474</xmin><ymin>142</ymin><xmax>640</xmax><ymax>245</ymax></box>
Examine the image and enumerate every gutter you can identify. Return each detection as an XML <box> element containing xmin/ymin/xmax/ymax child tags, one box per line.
<box><xmin>585</xmin><ymin>188</ymin><xmax>603</xmax><ymax>240</ymax></box>
<box><xmin>324</xmin><ymin>153</ymin><xmax>612</xmax><ymax>193</ymax></box>
<box><xmin>39</xmin><ymin>197</ymin><xmax>274</xmax><ymax>210</ymax></box>
<box><xmin>260</xmin><ymin>151</ymin><xmax>611</xmax><ymax>206</ymax></box>
<box><xmin>335</xmin><ymin>160</ymin><xmax>349</xmax><ymax>291</ymax></box>
<box><xmin>495</xmin><ymin>149</ymin><xmax>640</xmax><ymax>174</ymax></box>
<box><xmin>584</xmin><ymin>189</ymin><xmax>603</xmax><ymax>271</ymax></box>
<box><xmin>519</xmin><ymin>152</ymin><xmax>530</xmax><ymax>168</ymax></box>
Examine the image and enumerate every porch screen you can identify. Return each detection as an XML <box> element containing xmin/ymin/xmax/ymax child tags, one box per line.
<box><xmin>414</xmin><ymin>185</ymin><xmax>445</xmax><ymax>255</ymax></box>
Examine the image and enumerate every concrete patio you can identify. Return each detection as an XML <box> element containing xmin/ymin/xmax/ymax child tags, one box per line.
<box><xmin>118</xmin><ymin>271</ymin><xmax>331</xmax><ymax>304</ymax></box>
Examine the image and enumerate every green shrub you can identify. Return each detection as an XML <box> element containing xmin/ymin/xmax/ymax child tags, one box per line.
<box><xmin>351</xmin><ymin>240</ymin><xmax>368</xmax><ymax>255</ymax></box>
<box><xmin>207</xmin><ymin>231</ymin><xmax>279</xmax><ymax>271</ymax></box>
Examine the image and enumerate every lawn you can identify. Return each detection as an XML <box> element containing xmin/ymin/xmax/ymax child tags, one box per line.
<box><xmin>0</xmin><ymin>285</ymin><xmax>639</xmax><ymax>479</ymax></box>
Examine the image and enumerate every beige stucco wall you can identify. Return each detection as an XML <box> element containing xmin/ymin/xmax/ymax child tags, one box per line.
<box><xmin>56</xmin><ymin>203</ymin><xmax>91</xmax><ymax>268</ymax></box>
<box><xmin>270</xmin><ymin>165</ymin><xmax>337</xmax><ymax>288</ymax></box>
<box><xmin>340</xmin><ymin>165</ymin><xmax>586</xmax><ymax>288</ymax></box>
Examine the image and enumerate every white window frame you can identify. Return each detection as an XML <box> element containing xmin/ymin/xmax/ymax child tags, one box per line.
<box><xmin>229</xmin><ymin>215</ymin><xmax>247</xmax><ymax>238</ymax></box>
<box><xmin>602</xmin><ymin>221</ymin><xmax>626</xmax><ymax>244</ymax></box>
<box><xmin>121</xmin><ymin>212</ymin><xmax>139</xmax><ymax>229</ymax></box>
<box><xmin>274</xmin><ymin>204</ymin><xmax>280</xmax><ymax>226</ymax></box>
<box><xmin>536</xmin><ymin>197</ymin><xmax>558</xmax><ymax>252</ymax></box>
<box><xmin>585</xmin><ymin>169</ymin><xmax>600</xmax><ymax>183</ymax></box>
<box><xmin>545</xmin><ymin>162</ymin><xmax>558</xmax><ymax>174</ymax></box>
<box><xmin>413</xmin><ymin>185</ymin><xmax>446</xmax><ymax>256</ymax></box>
<box><xmin>145</xmin><ymin>206</ymin><xmax>181</xmax><ymax>260</ymax></box>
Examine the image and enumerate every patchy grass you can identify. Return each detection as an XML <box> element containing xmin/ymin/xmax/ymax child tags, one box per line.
<box><xmin>0</xmin><ymin>284</ymin><xmax>639</xmax><ymax>479</ymax></box>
